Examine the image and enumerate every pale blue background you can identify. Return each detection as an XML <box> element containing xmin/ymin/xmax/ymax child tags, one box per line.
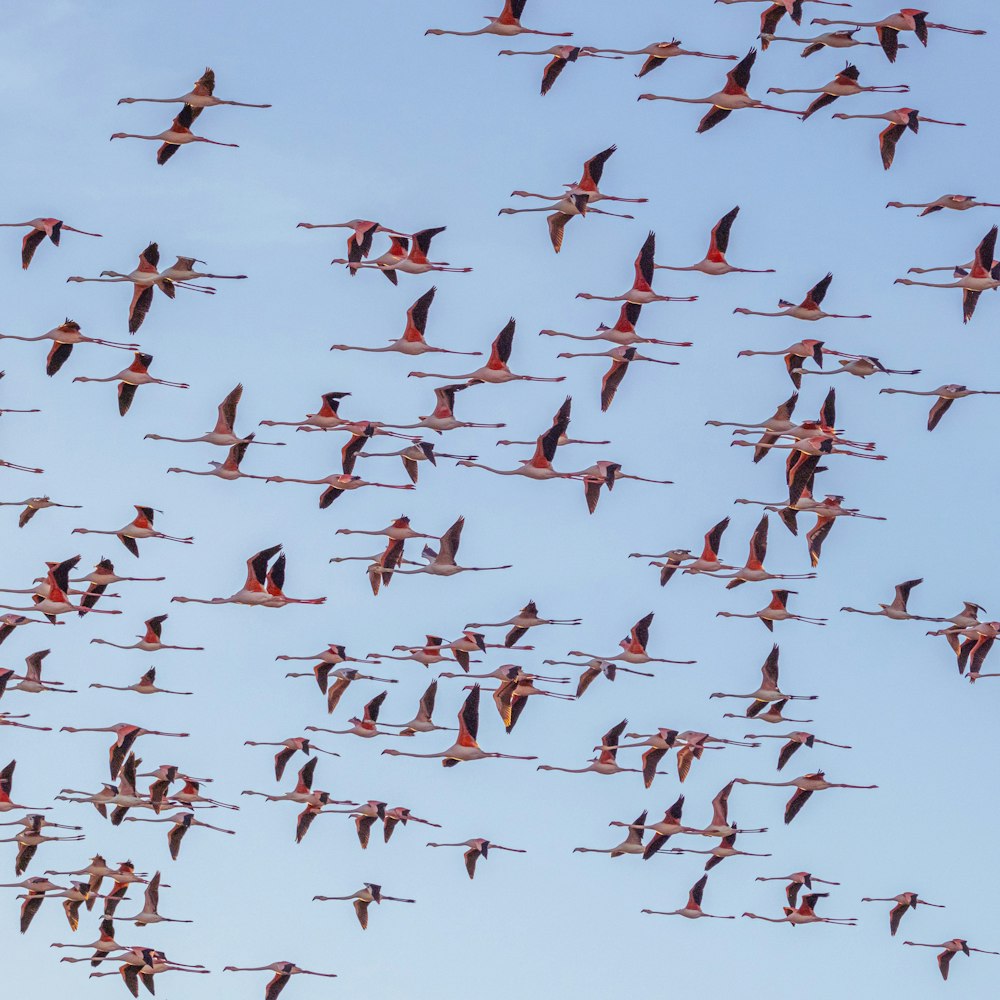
<box><xmin>1</xmin><ymin>2</ymin><xmax>998</xmax><ymax>997</ymax></box>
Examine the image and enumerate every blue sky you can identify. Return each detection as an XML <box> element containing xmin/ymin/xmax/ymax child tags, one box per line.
<box><xmin>2</xmin><ymin>1</ymin><xmax>999</xmax><ymax>996</ymax></box>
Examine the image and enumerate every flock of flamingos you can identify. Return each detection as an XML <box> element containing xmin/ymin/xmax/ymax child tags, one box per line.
<box><xmin>1</xmin><ymin>1</ymin><xmax>998</xmax><ymax>995</ymax></box>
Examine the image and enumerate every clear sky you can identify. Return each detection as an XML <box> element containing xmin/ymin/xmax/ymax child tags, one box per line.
<box><xmin>2</xmin><ymin>1</ymin><xmax>999</xmax><ymax>997</ymax></box>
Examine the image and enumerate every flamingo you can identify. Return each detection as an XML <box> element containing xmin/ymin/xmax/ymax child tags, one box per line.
<box><xmin>656</xmin><ymin>206</ymin><xmax>775</xmax><ymax>276</ymax></box>
<box><xmin>832</xmin><ymin>107</ymin><xmax>964</xmax><ymax>170</ymax></box>
<box><xmin>577</xmin><ymin>231</ymin><xmax>697</xmax><ymax>304</ymax></box>
<box><xmin>167</xmin><ymin>434</ymin><xmax>267</xmax><ymax>481</ymax></box>
<box><xmin>69</xmin><ymin>559</ymin><xmax>164</xmax><ymax>619</ymax></box>
<box><xmin>0</xmin><ymin>712</ymin><xmax>51</xmax><ymax>732</ymax></box>
<box><xmin>548</xmin><ymin>611</ymin><xmax>695</xmax><ymax>667</ymax></box>
<box><xmin>629</xmin><ymin>516</ymin><xmax>732</xmax><ymax>578</ymax></box>
<box><xmin>67</xmin><ymin>242</ymin><xmax>213</xmax><ymax>333</ymax></box>
<box><xmin>59</xmin><ymin>722</ymin><xmax>189</xmax><ymax>779</ymax></box>
<box><xmin>735</xmin><ymin>771</ymin><xmax>877</xmax><ymax>823</ymax></box>
<box><xmin>265</xmin><ymin>448</ymin><xmax>415</xmax><ymax>508</ymax></box>
<box><xmin>879</xmin><ymin>382</ymin><xmax>1000</xmax><ymax>431</ymax></box>
<box><xmin>2</xmin><ymin>817</ymin><xmax>86</xmax><ymax>875</ymax></box>
<box><xmin>298</xmin><ymin>218</ymin><xmax>407</xmax><ymax>274</ymax></box>
<box><xmin>755</xmin><ymin>871</ymin><xmax>841</xmax><ymax>906</ymax></box>
<box><xmin>573</xmin><ymin>810</ymin><xmax>648</xmax><ymax>857</ymax></box>
<box><xmin>637</xmin><ymin>49</ymin><xmax>801</xmax><ymax>132</ymax></box>
<box><xmin>376</xmin><ymin>516</ymin><xmax>511</xmax><ymax>577</ymax></box>
<box><xmin>89</xmin><ymin>667</ymin><xmax>192</xmax><ymax>697</ymax></box>
<box><xmin>425</xmin><ymin>838</ymin><xmax>526</xmax><ymax>879</ymax></box>
<box><xmin>242</xmin><ymin>757</ymin><xmax>355</xmax><ymax>808</ymax></box>
<box><xmin>707</xmin><ymin>390</ymin><xmax>800</xmax><ymax>463</ymax></box>
<box><xmin>685</xmin><ymin>780</ymin><xmax>768</xmax><ymax>839</ymax></box>
<box><xmin>445</xmin><ymin>629</ymin><xmax>534</xmax><ymax>670</ymax></box>
<box><xmin>286</xmin><ymin>665</ymin><xmax>397</xmax><ymax>716</ymax></box>
<box><xmin>455</xmin><ymin>396</ymin><xmax>579</xmax><ymax>481</ymax></box>
<box><xmin>622</xmin><ymin>795</ymin><xmax>691</xmax><ymax>857</ymax></box>
<box><xmin>382</xmin><ymin>685</ymin><xmax>537</xmax><ymax>766</ymax></box>
<box><xmin>73</xmin><ymin>505</ymin><xmax>192</xmax><ymax>556</ymax></box>
<box><xmin>147</xmin><ymin>383</ymin><xmax>283</xmax><ymax>447</ymax></box>
<box><xmin>539</xmin><ymin>301</ymin><xmax>692</xmax><ymax>350</ymax></box>
<box><xmin>616</xmin><ymin>730</ymin><xmax>753</xmax><ymax>788</ymax></box>
<box><xmin>409</xmin><ymin>318</ymin><xmax>563</xmax><ymax>383</ymax></box>
<box><xmin>382</xmin><ymin>807</ymin><xmax>441</xmax><ymax>843</ymax></box>
<box><xmin>334</xmin><ymin>226</ymin><xmax>471</xmax><ymax>276</ymax></box>
<box><xmin>737</xmin><ymin>339</ymin><xmax>834</xmax><ymax>389</ymax></box>
<box><xmin>305</xmin><ymin>691</ymin><xmax>402</xmax><ymax>740</ymax></box>
<box><xmin>731</xmin><ymin>430</ymin><xmax>886</xmax><ymax>464</ymax></box>
<box><xmin>0</xmin><ymin>318</ymin><xmax>138</xmax><ymax>376</ymax></box>
<box><xmin>330</xmin><ymin>288</ymin><xmax>479</xmax><ymax>356</ymax></box>
<box><xmin>572</xmin><ymin>659</ymin><xmax>654</xmax><ymax>699</ymax></box>
<box><xmin>841</xmin><ymin>578</ymin><xmax>947</xmax><ymax>622</ymax></box>
<box><xmin>499</xmin><ymin>46</ymin><xmax>620</xmax><ymax>97</ymax></box>
<box><xmin>467</xmin><ymin>599</ymin><xmax>582</xmax><ymax>646</ymax></box>
<box><xmin>32</xmin><ymin>881</ymin><xmax>111</xmax><ymax>931</ymax></box>
<box><xmin>118</xmin><ymin>66</ymin><xmax>271</xmax><ymax>110</ymax></box>
<box><xmin>173</xmin><ymin>545</ymin><xmax>325</xmax><ymax>608</ymax></box>
<box><xmin>717</xmin><ymin>589</ymin><xmax>828</xmax><ymax>630</ymax></box>
<box><xmin>244</xmin><ymin>738</ymin><xmax>340</xmax><ymax>781</ymax></box>
<box><xmin>760</xmin><ymin>28</ymin><xmax>883</xmax><ymax>57</ymax></box>
<box><xmin>889</xmin><ymin>193</ymin><xmax>1000</xmax><ymax>216</ymax></box>
<box><xmin>336</xmin><ymin>801</ymin><xmax>389</xmax><ymax>849</ymax></box>
<box><xmin>313</xmin><ymin>883</ymin><xmax>415</xmax><ymax>928</ymax></box>
<box><xmin>73</xmin><ymin>352</ymin><xmax>189</xmax><ymax>415</ymax></box>
<box><xmin>475</xmin><ymin>671</ymin><xmax>576</xmax><ymax>732</ymax></box>
<box><xmin>113</xmin><ymin>872</ymin><xmax>189</xmax><ymax>924</ymax></box>
<box><xmin>111</xmin><ymin>104</ymin><xmax>238</xmax><ymax>164</ymax></box>
<box><xmin>862</xmin><ymin>892</ymin><xmax>945</xmax><ymax>936</ymax></box>
<box><xmin>743</xmin><ymin>892</ymin><xmax>857</xmax><ymax>925</ymax></box>
<box><xmin>335</xmin><ymin>516</ymin><xmax>437</xmax><ymax>544</ymax></box>
<box><xmin>329</xmin><ymin>231</ymin><xmax>409</xmax><ymax>284</ymax></box>
<box><xmin>0</xmin><ymin>497</ymin><xmax>81</xmax><ymax>529</ymax></box>
<box><xmin>369</xmin><ymin>634</ymin><xmax>459</xmax><ymax>668</ymax></box>
<box><xmin>642</xmin><ymin>875</ymin><xmax>735</xmax><ymax>919</ymax></box>
<box><xmin>669</xmin><ymin>832</ymin><xmax>773</xmax><ymax>870</ymax></box>
<box><xmin>425</xmin><ymin>0</ymin><xmax>572</xmax><ymax>39</ymax></box>
<box><xmin>0</xmin><ymin>761</ymin><xmax>52</xmax><ymax>813</ymax></box>
<box><xmin>582</xmin><ymin>39</ymin><xmax>737</xmax><ymax>76</ymax></box>
<box><xmin>0</xmin><ymin>556</ymin><xmax>122</xmax><ymax>618</ymax></box>
<box><xmin>91</xmin><ymin>614</ymin><xmax>202</xmax><ymax>652</ymax></box>
<box><xmin>754</xmin><ymin>0</ymin><xmax>856</xmax><ymax>46</ymax></box>
<box><xmin>769</xmin><ymin>63</ymin><xmax>908</xmax><ymax>119</ymax></box>
<box><xmin>0</xmin><ymin>218</ymin><xmax>101</xmax><ymax>269</ymax></box>
<box><xmin>537</xmin><ymin>719</ymin><xmax>654</xmax><ymax>777</ymax></box>
<box><xmin>747</xmin><ymin>730</ymin><xmax>852</xmax><ymax>770</ymax></box>
<box><xmin>509</xmin><ymin>144</ymin><xmax>649</xmax><ymax>206</ymax></box>
<box><xmin>500</xmin><ymin>193</ymin><xmax>633</xmax><ymax>254</ymax></box>
<box><xmin>4</xmin><ymin>650</ymin><xmax>77</xmax><ymax>695</ymax></box>
<box><xmin>903</xmin><ymin>939</ymin><xmax>999</xmax><ymax>980</ymax></box>
<box><xmin>124</xmin><ymin>811</ymin><xmax>235</xmax><ymax>859</ymax></box>
<box><xmin>812</xmin><ymin>10</ymin><xmax>986</xmax><ymax>62</ymax></box>
<box><xmin>726</xmin><ymin>699</ymin><xmax>813</xmax><ymax>726</ymax></box>
<box><xmin>223</xmin><ymin>962</ymin><xmax>338</xmax><ymax>997</ymax></box>
<box><xmin>713</xmin><ymin>515</ymin><xmax>817</xmax><ymax>588</ymax></box>
<box><xmin>395</xmin><ymin>383</ymin><xmax>506</xmax><ymax>434</ymax></box>
<box><xmin>565</xmin><ymin>458</ymin><xmax>672</xmax><ymax>513</ymax></box>
<box><xmin>895</xmin><ymin>226</ymin><xmax>1000</xmax><ymax>322</ymax></box>
<box><xmin>560</xmin><ymin>346</ymin><xmax>678</xmax><ymax>412</ymax></box>
<box><xmin>710</xmin><ymin>644</ymin><xmax>817</xmax><ymax>713</ymax></box>
<box><xmin>85</xmin><ymin>949</ymin><xmax>209</xmax><ymax>991</ymax></box>
<box><xmin>160</xmin><ymin>255</ymin><xmax>247</xmax><ymax>284</ymax></box>
<box><xmin>735</xmin><ymin>273</ymin><xmax>870</xmax><ymax>320</ymax></box>
<box><xmin>49</xmin><ymin>916</ymin><xmax>124</xmax><ymax>962</ymax></box>
<box><xmin>361</xmin><ymin>440</ymin><xmax>474</xmax><ymax>484</ymax></box>
<box><xmin>379</xmin><ymin>681</ymin><xmax>457</xmax><ymax>736</ymax></box>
